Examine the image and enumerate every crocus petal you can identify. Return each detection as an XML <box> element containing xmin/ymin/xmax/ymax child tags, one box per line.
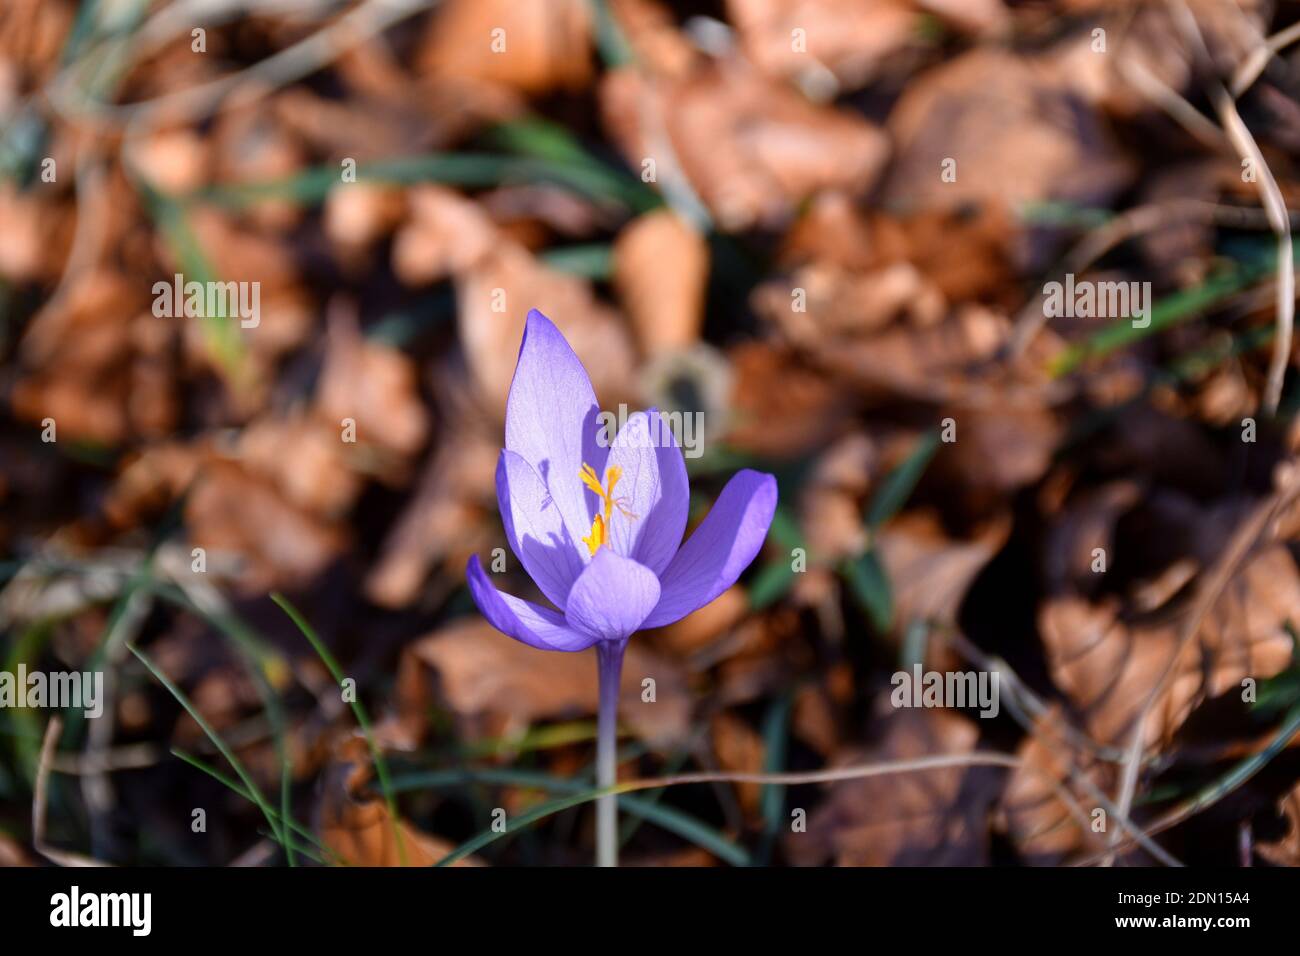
<box><xmin>564</xmin><ymin>548</ymin><xmax>662</xmax><ymax>642</ymax></box>
<box><xmin>496</xmin><ymin>450</ymin><xmax>586</xmax><ymax>606</ymax></box>
<box><xmin>641</xmin><ymin>469</ymin><xmax>777</xmax><ymax>629</ymax></box>
<box><xmin>466</xmin><ymin>555</ymin><xmax>600</xmax><ymax>652</ymax></box>
<box><xmin>604</xmin><ymin>409</ymin><xmax>689</xmax><ymax>576</ymax></box>
<box><xmin>505</xmin><ymin>309</ymin><xmax>607</xmax><ymax>558</ymax></box>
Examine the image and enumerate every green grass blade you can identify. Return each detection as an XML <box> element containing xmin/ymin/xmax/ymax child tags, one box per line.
<box><xmin>173</xmin><ymin>748</ymin><xmax>338</xmax><ymax>863</ymax></box>
<box><xmin>867</xmin><ymin>431</ymin><xmax>940</xmax><ymax>529</ymax></box>
<box><xmin>843</xmin><ymin>549</ymin><xmax>893</xmax><ymax>633</ymax></box>
<box><xmin>270</xmin><ymin>592</ymin><xmax>407</xmax><ymax>866</ymax></box>
<box><xmin>128</xmin><ymin>644</ymin><xmax>287</xmax><ymax>855</ymax></box>
<box><xmin>392</xmin><ymin>768</ymin><xmax>749</xmax><ymax>866</ymax></box>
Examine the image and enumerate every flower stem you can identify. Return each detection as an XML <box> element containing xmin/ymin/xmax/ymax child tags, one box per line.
<box><xmin>595</xmin><ymin>639</ymin><xmax>626</xmax><ymax>868</ymax></box>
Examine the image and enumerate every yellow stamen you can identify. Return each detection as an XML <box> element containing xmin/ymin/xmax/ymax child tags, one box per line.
<box><xmin>579</xmin><ymin>463</ymin><xmax>636</xmax><ymax>555</ymax></box>
<box><xmin>582</xmin><ymin>513</ymin><xmax>608</xmax><ymax>555</ymax></box>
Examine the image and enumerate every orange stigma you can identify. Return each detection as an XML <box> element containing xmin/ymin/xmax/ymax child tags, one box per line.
<box><xmin>579</xmin><ymin>463</ymin><xmax>637</xmax><ymax>555</ymax></box>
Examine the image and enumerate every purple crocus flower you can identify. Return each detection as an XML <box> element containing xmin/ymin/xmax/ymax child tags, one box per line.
<box><xmin>465</xmin><ymin>308</ymin><xmax>777</xmax><ymax>865</ymax></box>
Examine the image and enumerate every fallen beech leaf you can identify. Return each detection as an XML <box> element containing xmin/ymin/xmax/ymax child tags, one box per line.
<box><xmin>784</xmin><ymin>708</ymin><xmax>994</xmax><ymax>866</ymax></box>
<box><xmin>185</xmin><ymin>460</ymin><xmax>347</xmax><ymax>594</ymax></box>
<box><xmin>392</xmin><ymin>185</ymin><xmax>500</xmax><ymax>285</ymax></box>
<box><xmin>1039</xmin><ymin>479</ymin><xmax>1143</xmax><ymax>596</ymax></box>
<box><xmin>1054</xmin><ymin>1</ymin><xmax>1271</xmax><ymax>120</ymax></box>
<box><xmin>883</xmin><ymin>48</ymin><xmax>1131</xmax><ymax>223</ymax></box>
<box><xmin>601</xmin><ymin>60</ymin><xmax>888</xmax><ymax>230</ymax></box>
<box><xmin>238</xmin><ymin>416</ymin><xmax>363</xmax><ymax>519</ymax></box>
<box><xmin>608</xmin><ymin>0</ymin><xmax>698</xmax><ymax>78</ymax></box>
<box><xmin>792</xmin><ymin>433</ymin><xmax>875</xmax><ymax>607</ymax></box>
<box><xmin>13</xmin><ymin>271</ymin><xmax>166</xmax><ymax>445</ymax></box>
<box><xmin>315</xmin><ymin>306</ymin><xmax>430</xmax><ymax>465</ymax></box>
<box><xmin>614</xmin><ymin>209</ymin><xmax>709</xmax><ymax>356</ymax></box>
<box><xmin>999</xmin><ymin>707</ymin><xmax>1112</xmax><ymax>865</ymax></box>
<box><xmin>318</xmin><ymin>743</ymin><xmax>482</xmax><ymax>867</ymax></box>
<box><xmin>103</xmin><ymin>443</ymin><xmax>204</xmax><ymax>530</ymax></box>
<box><xmin>1257</xmin><ymin>783</ymin><xmax>1300</xmax><ymax>867</ymax></box>
<box><xmin>1038</xmin><ymin>541</ymin><xmax>1299</xmax><ymax>747</ymax></box>
<box><xmin>365</xmin><ymin>379</ymin><xmax>500</xmax><ymax>608</ymax></box>
<box><xmin>404</xmin><ymin>617</ymin><xmax>690</xmax><ymax>747</ymax></box>
<box><xmin>391</xmin><ymin>187</ymin><xmax>636</xmax><ymax>419</ymax></box>
<box><xmin>809</xmin><ymin>304</ymin><xmax>1014</xmax><ymax>403</ymax></box>
<box><xmin>726</xmin><ymin>341</ymin><xmax>855</xmax><ymax>457</ymax></box>
<box><xmin>792</xmin><ymin>683</ymin><xmax>839</xmax><ymax>757</ymax></box>
<box><xmin>936</xmin><ymin>399</ymin><xmax>1062</xmax><ymax>499</ymax></box>
<box><xmin>711</xmin><ymin>711</ymin><xmax>766</xmax><ymax>817</ymax></box>
<box><xmin>727</xmin><ymin>0</ymin><xmax>918</xmax><ymax>95</ymax></box>
<box><xmin>877</xmin><ymin>510</ymin><xmax>1011</xmax><ymax>629</ymax></box>
<box><xmin>419</xmin><ymin>0</ymin><xmax>593</xmax><ymax>96</ymax></box>
<box><xmin>0</xmin><ymin>184</ymin><xmax>71</xmax><ymax>284</ymax></box>
<box><xmin>756</xmin><ymin>261</ymin><xmax>945</xmax><ymax>346</ymax></box>
<box><xmin>324</xmin><ymin>182</ymin><xmax>407</xmax><ymax>255</ymax></box>
<box><xmin>650</xmin><ymin>585</ymin><xmax>749</xmax><ymax>657</ymax></box>
<box><xmin>457</xmin><ymin>245</ymin><xmax>637</xmax><ymax>420</ymax></box>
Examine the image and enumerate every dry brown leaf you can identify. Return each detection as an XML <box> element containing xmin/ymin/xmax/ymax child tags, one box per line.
<box><xmin>181</xmin><ymin>210</ymin><xmax>315</xmax><ymax>389</ymax></box>
<box><xmin>0</xmin><ymin>0</ymin><xmax>73</xmax><ymax>95</ymax></box>
<box><xmin>883</xmin><ymin>48</ymin><xmax>1132</xmax><ymax>223</ymax></box>
<box><xmin>937</xmin><ymin>399</ymin><xmax>1062</xmax><ymax>499</ymax></box>
<box><xmin>1038</xmin><ymin>541</ymin><xmax>1299</xmax><ymax>747</ymax></box>
<box><xmin>650</xmin><ymin>585</ymin><xmax>749</xmax><ymax>657</ymax></box>
<box><xmin>607</xmin><ymin>0</ymin><xmax>698</xmax><ymax>78</ymax></box>
<box><xmin>238</xmin><ymin>417</ymin><xmax>363</xmax><ymax>519</ymax></box>
<box><xmin>792</xmin><ymin>433</ymin><xmax>874</xmax><ymax>607</ymax></box>
<box><xmin>798</xmin><ymin>432</ymin><xmax>875</xmax><ymax>558</ymax></box>
<box><xmin>756</xmin><ymin>260</ymin><xmax>946</xmax><ymax>347</ymax></box>
<box><xmin>324</xmin><ymin>182</ymin><xmax>407</xmax><ymax>255</ymax></box>
<box><xmin>459</xmin><ymin>251</ymin><xmax>637</xmax><ymax>421</ymax></box>
<box><xmin>726</xmin><ymin>0</ymin><xmax>918</xmax><ymax>95</ymax></box>
<box><xmin>1055</xmin><ymin>1</ymin><xmax>1272</xmax><ymax>119</ymax></box>
<box><xmin>1039</xmin><ymin>479</ymin><xmax>1144</xmax><ymax>595</ymax></box>
<box><xmin>792</xmin><ymin>683</ymin><xmax>839</xmax><ymax>757</ymax></box>
<box><xmin>390</xmin><ymin>187</ymin><xmax>636</xmax><ymax>419</ymax></box>
<box><xmin>614</xmin><ymin>209</ymin><xmax>709</xmax><ymax>356</ymax></box>
<box><xmin>998</xmin><ymin>707</ymin><xmax>1112</xmax><ymax>865</ymax></box>
<box><xmin>810</xmin><ymin>304</ymin><xmax>1012</xmax><ymax>402</ymax></box>
<box><xmin>711</xmin><ymin>711</ymin><xmax>766</xmax><ymax>817</ymax></box>
<box><xmin>103</xmin><ymin>443</ymin><xmax>204</xmax><ymax>530</ymax></box>
<box><xmin>318</xmin><ymin>742</ymin><xmax>482</xmax><ymax>867</ymax></box>
<box><xmin>12</xmin><ymin>271</ymin><xmax>172</xmax><ymax>445</ymax></box>
<box><xmin>877</xmin><ymin>510</ymin><xmax>1011</xmax><ymax>629</ymax></box>
<box><xmin>480</xmin><ymin>184</ymin><xmax>611</xmax><ymax>241</ymax></box>
<box><xmin>1257</xmin><ymin>783</ymin><xmax>1300</xmax><ymax>866</ymax></box>
<box><xmin>784</xmin><ymin>708</ymin><xmax>993</xmax><ymax>866</ymax></box>
<box><xmin>725</xmin><ymin>341</ymin><xmax>855</xmax><ymax>457</ymax></box>
<box><xmin>0</xmin><ymin>184</ymin><xmax>71</xmax><ymax>284</ymax></box>
<box><xmin>315</xmin><ymin>306</ymin><xmax>430</xmax><ymax>465</ymax></box>
<box><xmin>403</xmin><ymin>617</ymin><xmax>691</xmax><ymax>748</ymax></box>
<box><xmin>419</xmin><ymin>0</ymin><xmax>592</xmax><ymax>96</ymax></box>
<box><xmin>272</xmin><ymin>89</ymin><xmax>434</xmax><ymax>164</ymax></box>
<box><xmin>392</xmin><ymin>185</ymin><xmax>499</xmax><ymax>285</ymax></box>
<box><xmin>601</xmin><ymin>59</ymin><xmax>888</xmax><ymax>230</ymax></box>
<box><xmin>209</xmin><ymin>103</ymin><xmax>306</xmax><ymax>232</ymax></box>
<box><xmin>365</xmin><ymin>379</ymin><xmax>500</xmax><ymax>608</ymax></box>
<box><xmin>185</xmin><ymin>459</ymin><xmax>347</xmax><ymax>593</ymax></box>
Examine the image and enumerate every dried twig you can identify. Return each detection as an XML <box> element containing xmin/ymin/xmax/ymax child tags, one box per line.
<box><xmin>33</xmin><ymin>718</ymin><xmax>112</xmax><ymax>867</ymax></box>
<box><xmin>1231</xmin><ymin>19</ymin><xmax>1300</xmax><ymax>97</ymax></box>
<box><xmin>1107</xmin><ymin>458</ymin><xmax>1300</xmax><ymax>864</ymax></box>
<box><xmin>1167</xmin><ymin>0</ymin><xmax>1295</xmax><ymax>413</ymax></box>
<box><xmin>1008</xmin><ymin>199</ymin><xmax>1300</xmax><ymax>359</ymax></box>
